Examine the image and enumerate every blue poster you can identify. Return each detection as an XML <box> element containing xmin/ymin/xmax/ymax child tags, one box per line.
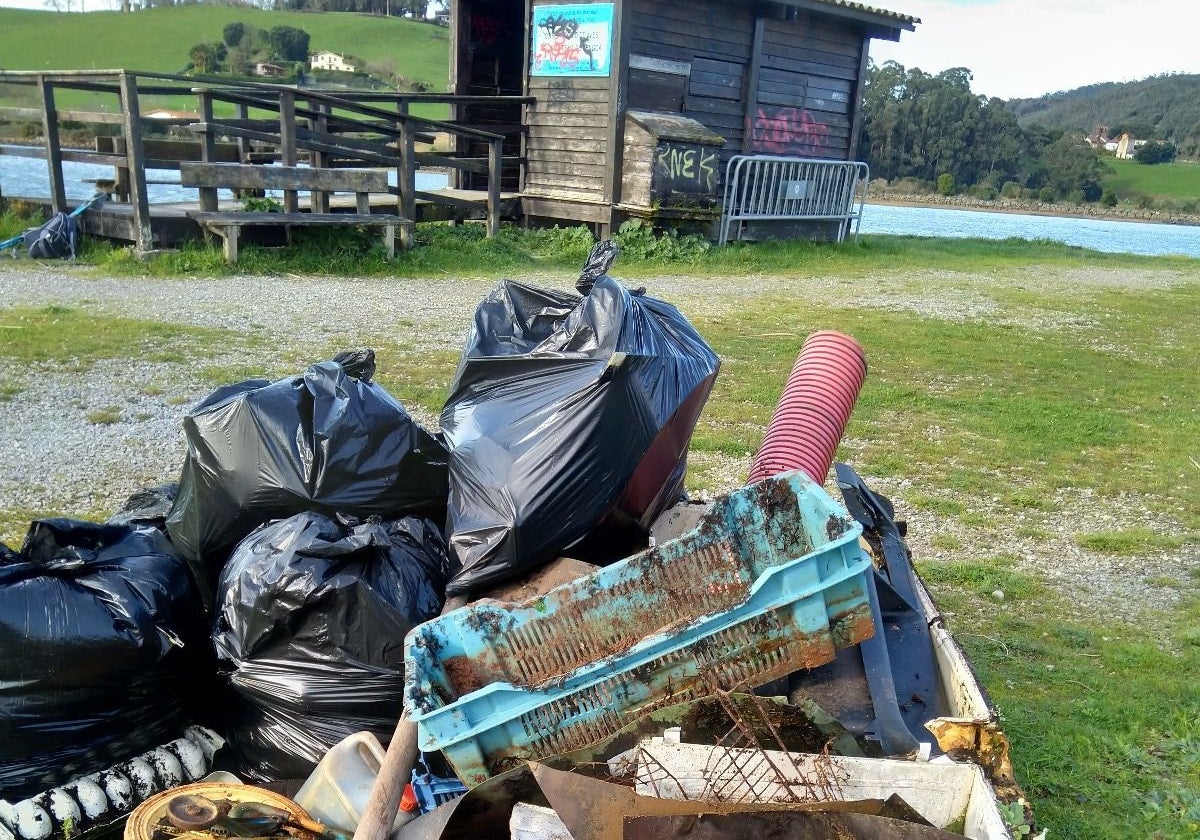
<box><xmin>531</xmin><ymin>3</ymin><xmax>614</xmax><ymax>77</ymax></box>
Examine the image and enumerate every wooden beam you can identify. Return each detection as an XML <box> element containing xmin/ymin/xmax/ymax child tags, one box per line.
<box><xmin>119</xmin><ymin>71</ymin><xmax>153</xmax><ymax>252</ymax></box>
<box><xmin>742</xmin><ymin>16</ymin><xmax>766</xmax><ymax>157</ymax></box>
<box><xmin>847</xmin><ymin>33</ymin><xmax>871</xmax><ymax>161</ymax></box>
<box><xmin>604</xmin><ymin>0</ymin><xmax>631</xmax><ymax>235</ymax></box>
<box><xmin>180</xmin><ymin>163</ymin><xmax>390</xmax><ymax>192</ymax></box>
<box><xmin>279</xmin><ymin>89</ymin><xmax>298</xmax><ymax>213</ymax></box>
<box><xmin>37</xmin><ymin>75</ymin><xmax>67</xmax><ymax>214</ymax></box>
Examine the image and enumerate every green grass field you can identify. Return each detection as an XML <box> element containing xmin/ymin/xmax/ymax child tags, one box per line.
<box><xmin>0</xmin><ymin>7</ymin><xmax>449</xmax><ymax>114</ymax></box>
<box><xmin>1103</xmin><ymin>158</ymin><xmax>1200</xmax><ymax>204</ymax></box>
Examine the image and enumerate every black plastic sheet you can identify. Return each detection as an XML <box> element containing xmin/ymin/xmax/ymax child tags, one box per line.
<box><xmin>0</xmin><ymin>519</ymin><xmax>206</xmax><ymax>799</ymax></box>
<box><xmin>440</xmin><ymin>244</ymin><xmax>720</xmax><ymax>597</ymax></box>
<box><xmin>165</xmin><ymin>349</ymin><xmax>448</xmax><ymax>599</ymax></box>
<box><xmin>212</xmin><ymin>512</ymin><xmax>453</xmax><ymax>781</ymax></box>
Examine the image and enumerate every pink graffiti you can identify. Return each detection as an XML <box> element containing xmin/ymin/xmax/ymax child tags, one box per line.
<box><xmin>471</xmin><ymin>14</ymin><xmax>506</xmax><ymax>47</ymax></box>
<box><xmin>537</xmin><ymin>37</ymin><xmax>582</xmax><ymax>67</ymax></box>
<box><xmin>751</xmin><ymin>107</ymin><xmax>831</xmax><ymax>155</ymax></box>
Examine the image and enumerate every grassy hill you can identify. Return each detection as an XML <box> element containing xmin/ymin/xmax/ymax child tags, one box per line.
<box><xmin>0</xmin><ymin>7</ymin><xmax>449</xmax><ymax>114</ymax></box>
<box><xmin>1102</xmin><ymin>158</ymin><xmax>1200</xmax><ymax>210</ymax></box>
<box><xmin>1008</xmin><ymin>74</ymin><xmax>1200</xmax><ymax>159</ymax></box>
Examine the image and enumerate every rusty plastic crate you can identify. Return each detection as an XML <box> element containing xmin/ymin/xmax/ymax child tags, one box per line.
<box><xmin>403</xmin><ymin>471</ymin><xmax>874</xmax><ymax>786</ymax></box>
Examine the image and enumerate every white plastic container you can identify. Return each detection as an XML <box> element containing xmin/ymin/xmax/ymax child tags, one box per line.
<box><xmin>294</xmin><ymin>732</ymin><xmax>414</xmax><ymax>835</ymax></box>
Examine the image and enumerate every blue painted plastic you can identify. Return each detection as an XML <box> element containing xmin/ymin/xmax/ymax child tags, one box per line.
<box><xmin>404</xmin><ymin>471</ymin><xmax>874</xmax><ymax>786</ymax></box>
<box><xmin>410</xmin><ymin>764</ymin><xmax>468</xmax><ymax>814</ymax></box>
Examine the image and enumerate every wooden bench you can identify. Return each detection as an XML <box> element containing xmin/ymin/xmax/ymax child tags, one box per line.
<box><xmin>179</xmin><ymin>162</ymin><xmax>410</xmax><ymax>263</ymax></box>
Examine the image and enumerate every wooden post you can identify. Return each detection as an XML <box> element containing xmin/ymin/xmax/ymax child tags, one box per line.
<box><xmin>602</xmin><ymin>0</ymin><xmax>630</xmax><ymax>237</ymax></box>
<box><xmin>397</xmin><ymin>118</ymin><xmax>415</xmax><ymax>249</ymax></box>
<box><xmin>279</xmin><ymin>89</ymin><xmax>298</xmax><ymax>213</ymax></box>
<box><xmin>743</xmin><ymin>18</ymin><xmax>766</xmax><ymax>155</ymax></box>
<box><xmin>119</xmin><ymin>71</ymin><xmax>153</xmax><ymax>253</ymax></box>
<box><xmin>198</xmin><ymin>89</ymin><xmax>216</xmax><ymax>162</ymax></box>
<box><xmin>196</xmin><ymin>89</ymin><xmax>218</xmax><ymax>212</ymax></box>
<box><xmin>395</xmin><ymin>97</ymin><xmax>409</xmax><ymax>218</ymax></box>
<box><xmin>487</xmin><ymin>136</ymin><xmax>502</xmax><ymax>238</ymax></box>
<box><xmin>37</xmin><ymin>75</ymin><xmax>66</xmax><ymax>214</ymax></box>
<box><xmin>311</xmin><ymin>99</ymin><xmax>330</xmax><ymax>213</ymax></box>
<box><xmin>236</xmin><ymin>101</ymin><xmax>250</xmax><ymax>163</ymax></box>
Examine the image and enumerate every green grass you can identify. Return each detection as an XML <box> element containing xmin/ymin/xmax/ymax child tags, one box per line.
<box><xmin>1103</xmin><ymin>158</ymin><xmax>1200</xmax><ymax>204</ymax></box>
<box><xmin>0</xmin><ymin>7</ymin><xmax>449</xmax><ymax>117</ymax></box>
<box><xmin>0</xmin><ymin>304</ymin><xmax>242</xmax><ymax>369</ymax></box>
<box><xmin>932</xmin><ymin>586</ymin><xmax>1200</xmax><ymax>838</ymax></box>
<box><xmin>1074</xmin><ymin>528</ymin><xmax>1194</xmax><ymax>555</ymax></box>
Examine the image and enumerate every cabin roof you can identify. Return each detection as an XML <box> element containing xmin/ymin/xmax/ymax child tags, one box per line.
<box><xmin>767</xmin><ymin>0</ymin><xmax>920</xmax><ymax>40</ymax></box>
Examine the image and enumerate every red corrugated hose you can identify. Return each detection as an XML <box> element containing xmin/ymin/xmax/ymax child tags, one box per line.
<box><xmin>748</xmin><ymin>330</ymin><xmax>867</xmax><ymax>484</ymax></box>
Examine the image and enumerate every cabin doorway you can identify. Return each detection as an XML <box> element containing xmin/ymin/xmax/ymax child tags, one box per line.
<box><xmin>453</xmin><ymin>0</ymin><xmax>525</xmax><ymax>190</ymax></box>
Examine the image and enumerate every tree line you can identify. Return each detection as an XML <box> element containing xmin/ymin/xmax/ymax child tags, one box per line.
<box><xmin>859</xmin><ymin>61</ymin><xmax>1111</xmax><ymax>202</ymax></box>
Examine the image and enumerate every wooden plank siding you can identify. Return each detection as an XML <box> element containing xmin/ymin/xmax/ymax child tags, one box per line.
<box><xmin>627</xmin><ymin>0</ymin><xmax>754</xmax><ymax>161</ymax></box>
<box><xmin>524</xmin><ymin>70</ymin><xmax>611</xmax><ymax>200</ymax></box>
<box><xmin>747</xmin><ymin>13</ymin><xmax>866</xmax><ymax>159</ymax></box>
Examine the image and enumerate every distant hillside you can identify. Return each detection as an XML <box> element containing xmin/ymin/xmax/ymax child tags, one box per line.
<box><xmin>0</xmin><ymin>7</ymin><xmax>448</xmax><ymax>108</ymax></box>
<box><xmin>1008</xmin><ymin>74</ymin><xmax>1200</xmax><ymax>158</ymax></box>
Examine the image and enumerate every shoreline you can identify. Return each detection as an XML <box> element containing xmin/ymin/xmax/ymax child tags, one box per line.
<box><xmin>866</xmin><ymin>193</ymin><xmax>1200</xmax><ymax>228</ymax></box>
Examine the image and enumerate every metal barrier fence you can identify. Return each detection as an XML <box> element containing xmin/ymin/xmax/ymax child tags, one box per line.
<box><xmin>719</xmin><ymin>155</ymin><xmax>869</xmax><ymax>245</ymax></box>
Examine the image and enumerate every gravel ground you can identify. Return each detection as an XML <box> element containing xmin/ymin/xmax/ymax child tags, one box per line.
<box><xmin>0</xmin><ymin>260</ymin><xmax>1195</xmax><ymax>625</ymax></box>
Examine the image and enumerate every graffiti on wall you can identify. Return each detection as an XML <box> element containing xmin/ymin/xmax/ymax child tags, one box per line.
<box><xmin>471</xmin><ymin>13</ymin><xmax>511</xmax><ymax>47</ymax></box>
<box><xmin>531</xmin><ymin>3</ymin><xmax>613</xmax><ymax>77</ymax></box>
<box><xmin>653</xmin><ymin>142</ymin><xmax>719</xmax><ymax>195</ymax></box>
<box><xmin>750</xmin><ymin>106</ymin><xmax>832</xmax><ymax>155</ymax></box>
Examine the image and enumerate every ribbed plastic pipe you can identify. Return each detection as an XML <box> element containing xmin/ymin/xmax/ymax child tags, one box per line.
<box><xmin>748</xmin><ymin>330</ymin><xmax>867</xmax><ymax>484</ymax></box>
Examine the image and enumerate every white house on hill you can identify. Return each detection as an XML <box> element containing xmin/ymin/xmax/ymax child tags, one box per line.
<box><xmin>310</xmin><ymin>51</ymin><xmax>356</xmax><ymax>73</ymax></box>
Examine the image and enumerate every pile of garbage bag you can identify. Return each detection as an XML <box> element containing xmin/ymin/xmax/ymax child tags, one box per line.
<box><xmin>0</xmin><ymin>242</ymin><xmax>1029</xmax><ymax>840</ymax></box>
<box><xmin>0</xmin><ymin>520</ymin><xmax>207</xmax><ymax>799</ymax></box>
<box><xmin>212</xmin><ymin>512</ymin><xmax>452</xmax><ymax>781</ymax></box>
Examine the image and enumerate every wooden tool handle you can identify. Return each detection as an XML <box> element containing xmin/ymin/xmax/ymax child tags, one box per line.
<box><xmin>352</xmin><ymin>594</ymin><xmax>470</xmax><ymax>840</ymax></box>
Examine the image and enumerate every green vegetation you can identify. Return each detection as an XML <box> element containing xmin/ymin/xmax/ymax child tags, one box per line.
<box><xmin>862</xmin><ymin>62</ymin><xmax>1108</xmax><ymax>202</ymax></box>
<box><xmin>2</xmin><ymin>227</ymin><xmax>1198</xmax><ymax>837</ymax></box>
<box><xmin>0</xmin><ymin>304</ymin><xmax>247</xmax><ymax>368</ymax></box>
<box><xmin>1101</xmin><ymin>159</ymin><xmax>1200</xmax><ymax>212</ymax></box>
<box><xmin>0</xmin><ymin>7</ymin><xmax>449</xmax><ymax>115</ymax></box>
<box><xmin>1010</xmin><ymin>73</ymin><xmax>1200</xmax><ymax>160</ymax></box>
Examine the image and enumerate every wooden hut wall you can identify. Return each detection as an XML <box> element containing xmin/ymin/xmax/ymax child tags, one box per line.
<box><xmin>748</xmin><ymin>12</ymin><xmax>864</xmax><ymax>160</ymax></box>
<box><xmin>523</xmin><ymin>0</ymin><xmax>614</xmax><ymax>203</ymax></box>
<box><xmin>524</xmin><ymin>76</ymin><xmax>611</xmax><ymax>199</ymax></box>
<box><xmin>626</xmin><ymin>0</ymin><xmax>755</xmax><ymax>157</ymax></box>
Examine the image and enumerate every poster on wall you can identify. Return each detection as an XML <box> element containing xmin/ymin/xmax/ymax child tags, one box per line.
<box><xmin>531</xmin><ymin>3</ymin><xmax>614</xmax><ymax>77</ymax></box>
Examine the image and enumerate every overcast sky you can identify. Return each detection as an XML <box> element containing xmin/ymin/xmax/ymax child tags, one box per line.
<box><xmin>867</xmin><ymin>0</ymin><xmax>1200</xmax><ymax>100</ymax></box>
<box><xmin>1</xmin><ymin>0</ymin><xmax>1196</xmax><ymax>101</ymax></box>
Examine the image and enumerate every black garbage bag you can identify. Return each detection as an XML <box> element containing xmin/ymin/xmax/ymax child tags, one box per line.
<box><xmin>0</xmin><ymin>519</ymin><xmax>208</xmax><ymax>800</ymax></box>
<box><xmin>440</xmin><ymin>242</ymin><xmax>720</xmax><ymax>597</ymax></box>
<box><xmin>166</xmin><ymin>349</ymin><xmax>448</xmax><ymax>601</ymax></box>
<box><xmin>108</xmin><ymin>482</ymin><xmax>179</xmax><ymax>530</ymax></box>
<box><xmin>212</xmin><ymin>511</ymin><xmax>453</xmax><ymax>781</ymax></box>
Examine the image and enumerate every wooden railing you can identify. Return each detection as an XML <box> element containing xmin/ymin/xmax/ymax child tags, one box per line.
<box><xmin>0</xmin><ymin>69</ymin><xmax>530</xmax><ymax>251</ymax></box>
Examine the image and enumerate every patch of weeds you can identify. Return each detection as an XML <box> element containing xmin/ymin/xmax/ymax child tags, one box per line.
<box><xmin>612</xmin><ymin>219</ymin><xmax>711</xmax><ymax>263</ymax></box>
<box><xmin>85</xmin><ymin>407</ymin><xmax>122</xmax><ymax>425</ymax></box>
<box><xmin>197</xmin><ymin>364</ymin><xmax>276</xmax><ymax>386</ymax></box>
<box><xmin>1014</xmin><ymin>524</ymin><xmax>1052</xmax><ymax>540</ymax></box>
<box><xmin>958</xmin><ymin>510</ymin><xmax>995</xmax><ymax>527</ymax></box>
<box><xmin>916</xmin><ymin>555</ymin><xmax>1043</xmax><ymax>601</ymax></box>
<box><xmin>1007</xmin><ymin>491</ymin><xmax>1056</xmax><ymax>511</ymax></box>
<box><xmin>140</xmin><ymin>384</ymin><xmax>165</xmax><ymax>396</ymax></box>
<box><xmin>241</xmin><ymin>196</ymin><xmax>283</xmax><ymax>213</ymax></box>
<box><xmin>930</xmin><ymin>533</ymin><xmax>964</xmax><ymax>550</ymax></box>
<box><xmin>1143</xmin><ymin>575</ymin><xmax>1179</xmax><ymax>588</ymax></box>
<box><xmin>0</xmin><ymin>379</ymin><xmax>23</xmax><ymax>401</ymax></box>
<box><xmin>1074</xmin><ymin>528</ymin><xmax>1186</xmax><ymax>555</ymax></box>
<box><xmin>167</xmin><ymin>395</ymin><xmax>193</xmax><ymax>406</ymax></box>
<box><xmin>0</xmin><ymin>305</ymin><xmax>243</xmax><ymax>371</ymax></box>
<box><xmin>907</xmin><ymin>492</ymin><xmax>967</xmax><ymax>517</ymax></box>
<box><xmin>857</xmin><ymin>450</ymin><xmax>909</xmax><ymax>477</ymax></box>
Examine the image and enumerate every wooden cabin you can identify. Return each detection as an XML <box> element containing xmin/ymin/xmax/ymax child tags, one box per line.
<box><xmin>447</xmin><ymin>0</ymin><xmax>917</xmax><ymax>238</ymax></box>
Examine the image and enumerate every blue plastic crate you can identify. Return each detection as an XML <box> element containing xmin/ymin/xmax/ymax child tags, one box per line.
<box><xmin>404</xmin><ymin>471</ymin><xmax>873</xmax><ymax>786</ymax></box>
<box><xmin>410</xmin><ymin>763</ymin><xmax>468</xmax><ymax>814</ymax></box>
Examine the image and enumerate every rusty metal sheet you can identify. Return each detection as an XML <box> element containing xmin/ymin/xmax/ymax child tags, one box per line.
<box><xmin>394</xmin><ymin>762</ymin><xmax>936</xmax><ymax>840</ymax></box>
<box><xmin>623</xmin><ymin>812</ymin><xmax>965</xmax><ymax>840</ymax></box>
